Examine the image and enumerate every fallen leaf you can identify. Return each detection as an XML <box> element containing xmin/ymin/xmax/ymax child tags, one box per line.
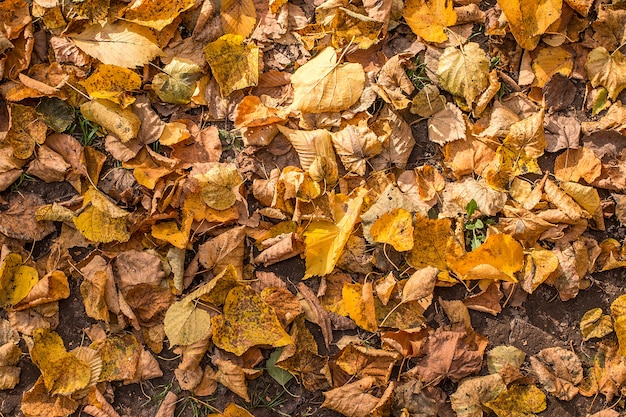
<box><xmin>407</xmin><ymin>215</ymin><xmax>454</xmax><ymax>271</ymax></box>
<box><xmin>428</xmin><ymin>103</ymin><xmax>467</xmax><ymax>145</ymax></box>
<box><xmin>531</xmin><ymin>46</ymin><xmax>573</xmax><ymax>88</ymax></box>
<box><xmin>343</xmin><ymin>282</ymin><xmax>378</xmax><ymax>332</ymax></box>
<box><xmin>122</xmin><ymin>0</ymin><xmax>195</xmax><ymax>31</ymax></box>
<box><xmin>0</xmin><ymin>193</ymin><xmax>55</xmax><ymax>241</ymax></box>
<box><xmin>80</xmin><ymin>64</ymin><xmax>141</xmax><ymax>108</ymax></box>
<box><xmin>212</xmin><ymin>285</ymin><xmax>291</xmax><ymax>356</ymax></box>
<box><xmin>80</xmin><ymin>99</ymin><xmax>141</xmax><ymax>143</ymax></box>
<box><xmin>580</xmin><ymin>308</ymin><xmax>613</xmax><ymax>341</ymax></box>
<box><xmin>90</xmin><ymin>333</ymin><xmax>141</xmax><ymax>382</ymax></box>
<box><xmin>221</xmin><ymin>0</ymin><xmax>256</xmax><ymax>38</ymax></box>
<box><xmin>530</xmin><ymin>346</ymin><xmax>583</xmax><ymax>400</ymax></box>
<box><xmin>152</xmin><ymin>58</ymin><xmax>202</xmax><ymax>105</ymax></box>
<box><xmin>69</xmin><ymin>21</ymin><xmax>163</xmax><ymax>68</ymax></box>
<box><xmin>484</xmin><ymin>384</ymin><xmax>547</xmax><ymax>417</ymax></box>
<box><xmin>73</xmin><ymin>187</ymin><xmax>130</xmax><ymax>243</ymax></box>
<box><xmin>13</xmin><ymin>270</ymin><xmax>69</xmax><ymax>311</ymax></box>
<box><xmin>6</xmin><ymin>103</ymin><xmax>47</xmax><ymax>159</ymax></box>
<box><xmin>194</xmin><ymin>163</ymin><xmax>243</xmax><ymax>211</ymax></box>
<box><xmin>204</xmin><ymin>34</ymin><xmax>259</xmax><ymax>96</ymax></box>
<box><xmin>450</xmin><ymin>374</ymin><xmax>506</xmax><ymax>417</ymax></box>
<box><xmin>611</xmin><ymin>294</ymin><xmax>626</xmax><ymax>356</ymax></box>
<box><xmin>291</xmin><ymin>47</ymin><xmax>365</xmax><ymax>113</ymax></box>
<box><xmin>487</xmin><ymin>345</ymin><xmax>526</xmax><ymax>374</ymax></box>
<box><xmin>331</xmin><ymin>121</ymin><xmax>383</xmax><ymax>175</ymax></box>
<box><xmin>0</xmin><ymin>253</ymin><xmax>38</xmax><ymax>308</ymax></box>
<box><xmin>21</xmin><ymin>377</ymin><xmax>78</xmax><ymax>417</ymax></box>
<box><xmin>554</xmin><ymin>147</ymin><xmax>602</xmax><ymax>183</ymax></box>
<box><xmin>321</xmin><ymin>376</ymin><xmax>391</xmax><ymax>417</ymax></box>
<box><xmin>585</xmin><ymin>47</ymin><xmax>626</xmax><ymax>100</ymax></box>
<box><xmin>496</xmin><ymin>0</ymin><xmax>563</xmax><ymax>50</ymax></box>
<box><xmin>437</xmin><ymin>42</ymin><xmax>489</xmax><ymax>108</ymax></box>
<box><xmin>370</xmin><ymin>208</ymin><xmax>414</xmax><ymax>252</ymax></box>
<box><xmin>404</xmin><ymin>0</ymin><xmax>456</xmax><ymax>43</ymax></box>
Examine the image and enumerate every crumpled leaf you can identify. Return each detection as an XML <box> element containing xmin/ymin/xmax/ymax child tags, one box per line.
<box><xmin>437</xmin><ymin>43</ymin><xmax>489</xmax><ymax>108</ymax></box>
<box><xmin>90</xmin><ymin>333</ymin><xmax>141</xmax><ymax>382</ymax></box>
<box><xmin>531</xmin><ymin>46</ymin><xmax>573</xmax><ymax>88</ymax></box>
<box><xmin>331</xmin><ymin>121</ymin><xmax>383</xmax><ymax>176</ymax></box>
<box><xmin>30</xmin><ymin>328</ymin><xmax>91</xmax><ymax>395</ymax></box>
<box><xmin>428</xmin><ymin>103</ymin><xmax>466</xmax><ymax>145</ymax></box>
<box><xmin>221</xmin><ymin>0</ymin><xmax>256</xmax><ymax>38</ymax></box>
<box><xmin>212</xmin><ymin>285</ymin><xmax>292</xmax><ymax>356</ymax></box>
<box><xmin>335</xmin><ymin>343</ymin><xmax>400</xmax><ymax>384</ymax></box>
<box><xmin>496</xmin><ymin>0</ymin><xmax>562</xmax><ymax>50</ymax></box>
<box><xmin>0</xmin><ymin>193</ymin><xmax>55</xmax><ymax>241</ymax></box>
<box><xmin>322</xmin><ymin>376</ymin><xmax>393</xmax><ymax>417</ymax></box>
<box><xmin>6</xmin><ymin>103</ymin><xmax>47</xmax><ymax>159</ymax></box>
<box><xmin>585</xmin><ymin>47</ymin><xmax>626</xmax><ymax>101</ymax></box>
<box><xmin>554</xmin><ymin>147</ymin><xmax>602</xmax><ymax>183</ymax></box>
<box><xmin>530</xmin><ymin>346</ymin><xmax>583</xmax><ymax>400</ymax></box>
<box><xmin>80</xmin><ymin>64</ymin><xmax>141</xmax><ymax>108</ymax></box>
<box><xmin>198</xmin><ymin>226</ymin><xmax>246</xmax><ymax>278</ymax></box>
<box><xmin>343</xmin><ymin>282</ymin><xmax>378</xmax><ymax>332</ymax></box>
<box><xmin>278</xmin><ymin>125</ymin><xmax>338</xmax><ymax>184</ymax></box>
<box><xmin>204</xmin><ymin>34</ymin><xmax>259</xmax><ymax>96</ymax></box>
<box><xmin>152</xmin><ymin>58</ymin><xmax>202</xmax><ymax>105</ymax></box>
<box><xmin>13</xmin><ymin>270</ymin><xmax>69</xmax><ymax>311</ymax></box>
<box><xmin>484</xmin><ymin>384</ymin><xmax>547</xmax><ymax>417</ymax></box>
<box><xmin>21</xmin><ymin>377</ymin><xmax>78</xmax><ymax>417</ymax></box>
<box><xmin>80</xmin><ymin>99</ymin><xmax>141</xmax><ymax>143</ymax></box>
<box><xmin>580</xmin><ymin>308</ymin><xmax>613</xmax><ymax>341</ymax></box>
<box><xmin>291</xmin><ymin>47</ymin><xmax>365</xmax><ymax>113</ymax></box>
<box><xmin>194</xmin><ymin>163</ymin><xmax>243</xmax><ymax>211</ymax></box>
<box><xmin>122</xmin><ymin>0</ymin><xmax>195</xmax><ymax>31</ymax></box>
<box><xmin>450</xmin><ymin>374</ymin><xmax>506</xmax><ymax>417</ymax></box>
<box><xmin>404</xmin><ymin>0</ymin><xmax>456</xmax><ymax>43</ymax></box>
<box><xmin>611</xmin><ymin>294</ymin><xmax>626</xmax><ymax>356</ymax></box>
<box><xmin>73</xmin><ymin>187</ymin><xmax>130</xmax><ymax>243</ymax></box>
<box><xmin>303</xmin><ymin>188</ymin><xmax>367</xmax><ymax>278</ymax></box>
<box><xmin>69</xmin><ymin>21</ymin><xmax>163</xmax><ymax>68</ymax></box>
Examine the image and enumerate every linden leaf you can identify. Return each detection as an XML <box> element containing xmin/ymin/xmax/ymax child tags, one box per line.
<box><xmin>530</xmin><ymin>347</ymin><xmax>583</xmax><ymax>401</ymax></box>
<box><xmin>428</xmin><ymin>103</ymin><xmax>467</xmax><ymax>145</ymax></box>
<box><xmin>404</xmin><ymin>0</ymin><xmax>456</xmax><ymax>43</ymax></box>
<box><xmin>291</xmin><ymin>47</ymin><xmax>365</xmax><ymax>113</ymax></box>
<box><xmin>90</xmin><ymin>333</ymin><xmax>141</xmax><ymax>382</ymax></box>
<box><xmin>580</xmin><ymin>308</ymin><xmax>613</xmax><ymax>341</ymax></box>
<box><xmin>406</xmin><ymin>215</ymin><xmax>453</xmax><ymax>271</ymax></box>
<box><xmin>79</xmin><ymin>64</ymin><xmax>141</xmax><ymax>108</ymax></box>
<box><xmin>370</xmin><ymin>208</ymin><xmax>414</xmax><ymax>252</ymax></box>
<box><xmin>80</xmin><ymin>270</ymin><xmax>109</xmax><ymax>322</ymax></box>
<box><xmin>303</xmin><ymin>188</ymin><xmax>368</xmax><ymax>278</ymax></box>
<box><xmin>221</xmin><ymin>0</ymin><xmax>256</xmax><ymax>38</ymax></box>
<box><xmin>163</xmin><ymin>298</ymin><xmax>212</xmax><ymax>347</ymax></box>
<box><xmin>122</xmin><ymin>0</ymin><xmax>196</xmax><ymax>31</ymax></box>
<box><xmin>80</xmin><ymin>99</ymin><xmax>141</xmax><ymax>143</ymax></box>
<box><xmin>331</xmin><ymin>8</ymin><xmax>385</xmax><ymax>50</ymax></box>
<box><xmin>521</xmin><ymin>248</ymin><xmax>559</xmax><ymax>293</ymax></box>
<box><xmin>585</xmin><ymin>47</ymin><xmax>626</xmax><ymax>101</ymax></box>
<box><xmin>73</xmin><ymin>187</ymin><xmax>130</xmax><ymax>243</ymax></box>
<box><xmin>0</xmin><ymin>253</ymin><xmax>38</xmax><ymax>308</ymax></box>
<box><xmin>277</xmin><ymin>125</ymin><xmax>338</xmax><ymax>184</ymax></box>
<box><xmin>69</xmin><ymin>21</ymin><xmax>163</xmax><ymax>68</ymax></box>
<box><xmin>437</xmin><ymin>43</ymin><xmax>490</xmax><ymax>108</ymax></box>
<box><xmin>322</xmin><ymin>376</ymin><xmax>389</xmax><ymax>417</ymax></box>
<box><xmin>554</xmin><ymin>147</ymin><xmax>602</xmax><ymax>183</ymax></box>
<box><xmin>194</xmin><ymin>164</ymin><xmax>243</xmax><ymax>211</ymax></box>
<box><xmin>496</xmin><ymin>0</ymin><xmax>563</xmax><ymax>50</ymax></box>
<box><xmin>484</xmin><ymin>384</ymin><xmax>547</xmax><ymax>417</ymax></box>
<box><xmin>330</xmin><ymin>122</ymin><xmax>383</xmax><ymax>176</ymax></box>
<box><xmin>30</xmin><ymin>329</ymin><xmax>91</xmax><ymax>395</ymax></box>
<box><xmin>487</xmin><ymin>345</ymin><xmax>526</xmax><ymax>374</ymax></box>
<box><xmin>152</xmin><ymin>58</ymin><xmax>202</xmax><ymax>105</ymax></box>
<box><xmin>450</xmin><ymin>374</ymin><xmax>506</xmax><ymax>417</ymax></box>
<box><xmin>448</xmin><ymin>234</ymin><xmax>524</xmax><ymax>282</ymax></box>
<box><xmin>204</xmin><ymin>34</ymin><xmax>259</xmax><ymax>96</ymax></box>
<box><xmin>6</xmin><ymin>104</ymin><xmax>47</xmax><ymax>159</ymax></box>
<box><xmin>212</xmin><ymin>286</ymin><xmax>292</xmax><ymax>356</ymax></box>
<box><xmin>21</xmin><ymin>377</ymin><xmax>78</xmax><ymax>417</ymax></box>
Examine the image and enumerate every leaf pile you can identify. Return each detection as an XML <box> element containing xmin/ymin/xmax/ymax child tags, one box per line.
<box><xmin>2</xmin><ymin>0</ymin><xmax>626</xmax><ymax>416</ymax></box>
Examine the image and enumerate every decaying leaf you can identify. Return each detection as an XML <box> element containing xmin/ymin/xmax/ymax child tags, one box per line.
<box><xmin>530</xmin><ymin>347</ymin><xmax>583</xmax><ymax>400</ymax></box>
<box><xmin>204</xmin><ymin>34</ymin><xmax>259</xmax><ymax>96</ymax></box>
<box><xmin>73</xmin><ymin>187</ymin><xmax>130</xmax><ymax>243</ymax></box>
<box><xmin>152</xmin><ymin>58</ymin><xmax>202</xmax><ymax>105</ymax></box>
<box><xmin>437</xmin><ymin>42</ymin><xmax>489</xmax><ymax>108</ymax></box>
<box><xmin>580</xmin><ymin>308</ymin><xmax>613</xmax><ymax>341</ymax></box>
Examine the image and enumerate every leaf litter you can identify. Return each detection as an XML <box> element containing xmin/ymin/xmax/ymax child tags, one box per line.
<box><xmin>2</xmin><ymin>0</ymin><xmax>626</xmax><ymax>416</ymax></box>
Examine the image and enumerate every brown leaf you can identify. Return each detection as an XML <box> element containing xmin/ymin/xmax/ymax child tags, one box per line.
<box><xmin>0</xmin><ymin>193</ymin><xmax>54</xmax><ymax>241</ymax></box>
<box><xmin>530</xmin><ymin>346</ymin><xmax>583</xmax><ymax>400</ymax></box>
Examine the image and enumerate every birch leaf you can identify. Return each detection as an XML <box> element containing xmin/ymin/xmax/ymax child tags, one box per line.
<box><xmin>585</xmin><ymin>47</ymin><xmax>626</xmax><ymax>101</ymax></box>
<box><xmin>404</xmin><ymin>0</ymin><xmax>456</xmax><ymax>43</ymax></box>
<box><xmin>221</xmin><ymin>0</ymin><xmax>256</xmax><ymax>38</ymax></box>
<box><xmin>437</xmin><ymin>43</ymin><xmax>490</xmax><ymax>108</ymax></box>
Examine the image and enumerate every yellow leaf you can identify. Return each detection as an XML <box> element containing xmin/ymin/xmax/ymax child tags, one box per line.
<box><xmin>343</xmin><ymin>282</ymin><xmax>378</xmax><ymax>332</ymax></box>
<box><xmin>291</xmin><ymin>47</ymin><xmax>365</xmax><ymax>113</ymax></box>
<box><xmin>404</xmin><ymin>0</ymin><xmax>456</xmax><ymax>43</ymax></box>
<box><xmin>13</xmin><ymin>270</ymin><xmax>70</xmax><ymax>311</ymax></box>
<box><xmin>194</xmin><ymin>163</ymin><xmax>243</xmax><ymax>211</ymax></box>
<box><xmin>207</xmin><ymin>403</ymin><xmax>255</xmax><ymax>417</ymax></box>
<box><xmin>611</xmin><ymin>294</ymin><xmax>626</xmax><ymax>356</ymax></box>
<box><xmin>21</xmin><ymin>377</ymin><xmax>78</xmax><ymax>417</ymax></box>
<box><xmin>204</xmin><ymin>34</ymin><xmax>259</xmax><ymax>96</ymax></box>
<box><xmin>152</xmin><ymin>58</ymin><xmax>202</xmax><ymax>105</ymax></box>
<box><xmin>521</xmin><ymin>249</ymin><xmax>559</xmax><ymax>293</ymax></box>
<box><xmin>79</xmin><ymin>64</ymin><xmax>141</xmax><ymax>108</ymax></box>
<box><xmin>496</xmin><ymin>0</ymin><xmax>563</xmax><ymax>50</ymax></box>
<box><xmin>437</xmin><ymin>42</ymin><xmax>490</xmax><ymax>108</ymax></box>
<box><xmin>0</xmin><ymin>253</ymin><xmax>38</xmax><ymax>308</ymax></box>
<box><xmin>212</xmin><ymin>286</ymin><xmax>291</xmax><ymax>356</ymax></box>
<box><xmin>303</xmin><ymin>188</ymin><xmax>368</xmax><ymax>278</ymax></box>
<box><xmin>80</xmin><ymin>270</ymin><xmax>109</xmax><ymax>322</ymax></box>
<box><xmin>585</xmin><ymin>47</ymin><xmax>626</xmax><ymax>100</ymax></box>
<box><xmin>164</xmin><ymin>299</ymin><xmax>213</xmax><ymax>347</ymax></box>
<box><xmin>151</xmin><ymin>210</ymin><xmax>193</xmax><ymax>249</ymax></box>
<box><xmin>73</xmin><ymin>187</ymin><xmax>130</xmax><ymax>243</ymax></box>
<box><xmin>484</xmin><ymin>384</ymin><xmax>547</xmax><ymax>417</ymax></box>
<box><xmin>80</xmin><ymin>99</ymin><xmax>141</xmax><ymax>143</ymax></box>
<box><xmin>450</xmin><ymin>374</ymin><xmax>506</xmax><ymax>417</ymax></box>
<box><xmin>90</xmin><ymin>333</ymin><xmax>141</xmax><ymax>382</ymax></box>
<box><xmin>6</xmin><ymin>104</ymin><xmax>47</xmax><ymax>159</ymax></box>
<box><xmin>221</xmin><ymin>0</ymin><xmax>256</xmax><ymax>38</ymax></box>
<box><xmin>331</xmin><ymin>8</ymin><xmax>384</xmax><ymax>50</ymax></box>
<box><xmin>580</xmin><ymin>308</ymin><xmax>613</xmax><ymax>341</ymax></box>
<box><xmin>448</xmin><ymin>234</ymin><xmax>524</xmax><ymax>281</ymax></box>
<box><xmin>122</xmin><ymin>0</ymin><xmax>196</xmax><ymax>31</ymax></box>
<box><xmin>69</xmin><ymin>21</ymin><xmax>163</xmax><ymax>68</ymax></box>
<box><xmin>370</xmin><ymin>208</ymin><xmax>414</xmax><ymax>252</ymax></box>
<box><xmin>30</xmin><ymin>329</ymin><xmax>91</xmax><ymax>395</ymax></box>
<box><xmin>406</xmin><ymin>215</ymin><xmax>453</xmax><ymax>270</ymax></box>
<box><xmin>531</xmin><ymin>46</ymin><xmax>573</xmax><ymax>88</ymax></box>
<box><xmin>554</xmin><ymin>147</ymin><xmax>602</xmax><ymax>183</ymax></box>
<box><xmin>159</xmin><ymin>121</ymin><xmax>191</xmax><ymax>146</ymax></box>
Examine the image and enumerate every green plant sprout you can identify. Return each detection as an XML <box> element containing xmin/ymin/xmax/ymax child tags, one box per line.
<box><xmin>10</xmin><ymin>172</ymin><xmax>36</xmax><ymax>193</ymax></box>
<box><xmin>405</xmin><ymin>57</ymin><xmax>431</xmax><ymax>90</ymax></box>
<box><xmin>464</xmin><ymin>199</ymin><xmax>495</xmax><ymax>251</ymax></box>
